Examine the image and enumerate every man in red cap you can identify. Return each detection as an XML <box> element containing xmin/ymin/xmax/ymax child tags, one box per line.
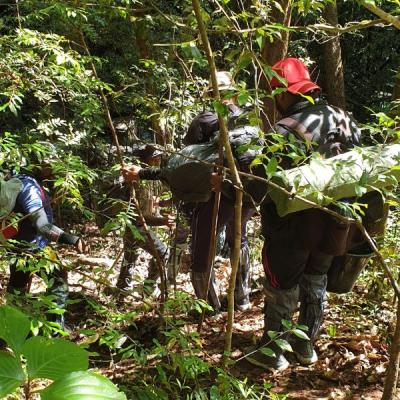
<box><xmin>246</xmin><ymin>58</ymin><xmax>362</xmax><ymax>370</ymax></box>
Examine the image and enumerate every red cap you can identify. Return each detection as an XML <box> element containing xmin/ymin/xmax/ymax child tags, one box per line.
<box><xmin>270</xmin><ymin>58</ymin><xmax>320</xmax><ymax>94</ymax></box>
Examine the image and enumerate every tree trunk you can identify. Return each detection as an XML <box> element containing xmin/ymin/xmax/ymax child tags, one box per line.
<box><xmin>391</xmin><ymin>68</ymin><xmax>400</xmax><ymax>117</ymax></box>
<box><xmin>260</xmin><ymin>0</ymin><xmax>292</xmax><ymax>130</ymax></box>
<box><xmin>321</xmin><ymin>0</ymin><xmax>346</xmax><ymax>109</ymax></box>
<box><xmin>393</xmin><ymin>69</ymin><xmax>400</xmax><ymax>100</ymax></box>
<box><xmin>133</xmin><ymin>8</ymin><xmax>167</xmax><ymax>145</ymax></box>
<box><xmin>382</xmin><ymin>300</ymin><xmax>400</xmax><ymax>399</ymax></box>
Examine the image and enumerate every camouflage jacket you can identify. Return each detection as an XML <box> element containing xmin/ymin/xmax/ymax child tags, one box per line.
<box><xmin>259</xmin><ymin>98</ymin><xmax>364</xmax><ymax>256</ymax></box>
<box><xmin>272</xmin><ymin>98</ymin><xmax>361</xmax><ymax>163</ymax></box>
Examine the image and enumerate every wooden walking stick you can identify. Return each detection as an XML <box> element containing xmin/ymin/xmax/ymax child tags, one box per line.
<box><xmin>197</xmin><ymin>140</ymin><xmax>224</xmax><ymax>333</ymax></box>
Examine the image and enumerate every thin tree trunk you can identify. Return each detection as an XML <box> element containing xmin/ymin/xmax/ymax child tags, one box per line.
<box><xmin>393</xmin><ymin>69</ymin><xmax>400</xmax><ymax>101</ymax></box>
<box><xmin>260</xmin><ymin>0</ymin><xmax>292</xmax><ymax>130</ymax></box>
<box><xmin>191</xmin><ymin>0</ymin><xmax>243</xmax><ymax>362</ymax></box>
<box><xmin>382</xmin><ymin>300</ymin><xmax>400</xmax><ymax>399</ymax></box>
<box><xmin>132</xmin><ymin>7</ymin><xmax>167</xmax><ymax>145</ymax></box>
<box><xmin>224</xmin><ymin>189</ymin><xmax>243</xmax><ymax>365</ymax></box>
<box><xmin>321</xmin><ymin>0</ymin><xmax>346</xmax><ymax>109</ymax></box>
<box><xmin>24</xmin><ymin>380</ymin><xmax>31</xmax><ymax>400</ymax></box>
<box><xmin>390</xmin><ymin>68</ymin><xmax>400</xmax><ymax>117</ymax></box>
<box><xmin>15</xmin><ymin>0</ymin><xmax>21</xmax><ymax>29</ymax></box>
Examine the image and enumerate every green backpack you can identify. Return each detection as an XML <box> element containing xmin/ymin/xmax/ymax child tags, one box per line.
<box><xmin>163</xmin><ymin>126</ymin><xmax>261</xmax><ymax>203</ymax></box>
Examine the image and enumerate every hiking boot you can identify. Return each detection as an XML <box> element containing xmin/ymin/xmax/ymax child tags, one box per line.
<box><xmin>244</xmin><ymin>341</ymin><xmax>289</xmax><ymax>370</ymax></box>
<box><xmin>291</xmin><ymin>337</ymin><xmax>318</xmax><ymax>365</ymax></box>
<box><xmin>191</xmin><ymin>271</ymin><xmax>221</xmax><ymax>311</ymax></box>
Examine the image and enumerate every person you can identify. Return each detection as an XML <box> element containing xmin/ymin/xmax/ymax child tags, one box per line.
<box><xmin>183</xmin><ymin>71</ymin><xmax>248</xmax><ymax>146</ymax></box>
<box><xmin>123</xmin><ymin>71</ymin><xmax>256</xmax><ymax>313</ymax></box>
<box><xmin>245</xmin><ymin>57</ymin><xmax>362</xmax><ymax>370</ymax></box>
<box><xmin>0</xmin><ymin>173</ymin><xmax>87</xmax><ymax>329</ymax></box>
<box><xmin>184</xmin><ymin>71</ymin><xmax>255</xmax><ymax>313</ymax></box>
<box><xmin>116</xmin><ymin>144</ymin><xmax>174</xmax><ymax>294</ymax></box>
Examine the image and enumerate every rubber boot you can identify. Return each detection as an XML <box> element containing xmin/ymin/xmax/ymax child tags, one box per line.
<box><xmin>233</xmin><ymin>243</ymin><xmax>252</xmax><ymax>311</ymax></box>
<box><xmin>292</xmin><ymin>273</ymin><xmax>327</xmax><ymax>365</ymax></box>
<box><xmin>245</xmin><ymin>281</ymin><xmax>299</xmax><ymax>370</ymax></box>
<box><xmin>47</xmin><ymin>279</ymin><xmax>69</xmax><ymax>331</ymax></box>
<box><xmin>166</xmin><ymin>243</ymin><xmax>187</xmax><ymax>284</ymax></box>
<box><xmin>191</xmin><ymin>270</ymin><xmax>221</xmax><ymax>313</ymax></box>
<box><xmin>116</xmin><ymin>255</ymin><xmax>134</xmax><ymax>290</ymax></box>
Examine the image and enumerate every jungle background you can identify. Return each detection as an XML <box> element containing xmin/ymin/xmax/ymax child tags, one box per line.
<box><xmin>0</xmin><ymin>0</ymin><xmax>400</xmax><ymax>399</ymax></box>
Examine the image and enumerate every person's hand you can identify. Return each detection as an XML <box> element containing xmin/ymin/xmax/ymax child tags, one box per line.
<box><xmin>163</xmin><ymin>214</ymin><xmax>176</xmax><ymax>229</ymax></box>
<box><xmin>122</xmin><ymin>164</ymin><xmax>142</xmax><ymax>183</ymax></box>
<box><xmin>210</xmin><ymin>172</ymin><xmax>223</xmax><ymax>192</ymax></box>
<box><xmin>75</xmin><ymin>238</ymin><xmax>89</xmax><ymax>254</ymax></box>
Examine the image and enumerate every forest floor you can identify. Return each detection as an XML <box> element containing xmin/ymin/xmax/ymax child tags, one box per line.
<box><xmin>7</xmin><ymin>221</ymin><xmax>398</xmax><ymax>400</ymax></box>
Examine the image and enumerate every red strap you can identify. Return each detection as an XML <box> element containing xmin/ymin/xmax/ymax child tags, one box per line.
<box><xmin>1</xmin><ymin>224</ymin><xmax>18</xmax><ymax>239</ymax></box>
<box><xmin>1</xmin><ymin>182</ymin><xmax>46</xmax><ymax>240</ymax></box>
<box><xmin>39</xmin><ymin>185</ymin><xmax>47</xmax><ymax>203</ymax></box>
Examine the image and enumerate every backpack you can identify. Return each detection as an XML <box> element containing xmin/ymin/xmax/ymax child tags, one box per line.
<box><xmin>163</xmin><ymin>126</ymin><xmax>262</xmax><ymax>203</ymax></box>
<box><xmin>0</xmin><ymin>175</ymin><xmax>49</xmax><ymax>240</ymax></box>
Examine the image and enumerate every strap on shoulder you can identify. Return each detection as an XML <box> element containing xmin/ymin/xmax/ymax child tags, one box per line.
<box><xmin>277</xmin><ymin>117</ymin><xmax>314</xmax><ymax>142</ymax></box>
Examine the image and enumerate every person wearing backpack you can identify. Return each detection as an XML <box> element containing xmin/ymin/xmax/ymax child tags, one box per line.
<box><xmin>184</xmin><ymin>71</ymin><xmax>256</xmax><ymax>313</ymax></box>
<box><xmin>182</xmin><ymin>71</ymin><xmax>248</xmax><ymax>146</ymax></box>
<box><xmin>122</xmin><ymin>71</ymin><xmax>259</xmax><ymax>313</ymax></box>
<box><xmin>123</xmin><ymin>72</ymin><xmax>257</xmax><ymax>313</ymax></box>
<box><xmin>0</xmin><ymin>172</ymin><xmax>87</xmax><ymax>330</ymax></box>
<box><xmin>245</xmin><ymin>58</ymin><xmax>362</xmax><ymax>370</ymax></box>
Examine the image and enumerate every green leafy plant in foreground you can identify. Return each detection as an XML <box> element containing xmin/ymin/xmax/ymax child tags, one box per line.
<box><xmin>0</xmin><ymin>305</ymin><xmax>126</xmax><ymax>399</ymax></box>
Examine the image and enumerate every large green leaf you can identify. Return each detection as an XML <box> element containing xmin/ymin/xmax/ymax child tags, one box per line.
<box><xmin>22</xmin><ymin>337</ymin><xmax>88</xmax><ymax>381</ymax></box>
<box><xmin>0</xmin><ymin>305</ymin><xmax>31</xmax><ymax>355</ymax></box>
<box><xmin>40</xmin><ymin>371</ymin><xmax>127</xmax><ymax>400</ymax></box>
<box><xmin>0</xmin><ymin>352</ymin><xmax>25</xmax><ymax>397</ymax></box>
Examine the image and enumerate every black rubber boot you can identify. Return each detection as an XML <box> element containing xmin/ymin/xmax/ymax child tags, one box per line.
<box><xmin>47</xmin><ymin>280</ymin><xmax>69</xmax><ymax>331</ymax></box>
<box><xmin>245</xmin><ymin>281</ymin><xmax>299</xmax><ymax>370</ymax></box>
<box><xmin>233</xmin><ymin>243</ymin><xmax>252</xmax><ymax>311</ymax></box>
<box><xmin>292</xmin><ymin>273</ymin><xmax>327</xmax><ymax>365</ymax></box>
<box><xmin>116</xmin><ymin>256</ymin><xmax>134</xmax><ymax>290</ymax></box>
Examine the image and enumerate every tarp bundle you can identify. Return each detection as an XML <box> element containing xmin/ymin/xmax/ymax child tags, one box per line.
<box><xmin>268</xmin><ymin>144</ymin><xmax>400</xmax><ymax>216</ymax></box>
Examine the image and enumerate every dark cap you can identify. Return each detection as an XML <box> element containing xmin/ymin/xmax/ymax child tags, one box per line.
<box><xmin>132</xmin><ymin>143</ymin><xmax>163</xmax><ymax>160</ymax></box>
